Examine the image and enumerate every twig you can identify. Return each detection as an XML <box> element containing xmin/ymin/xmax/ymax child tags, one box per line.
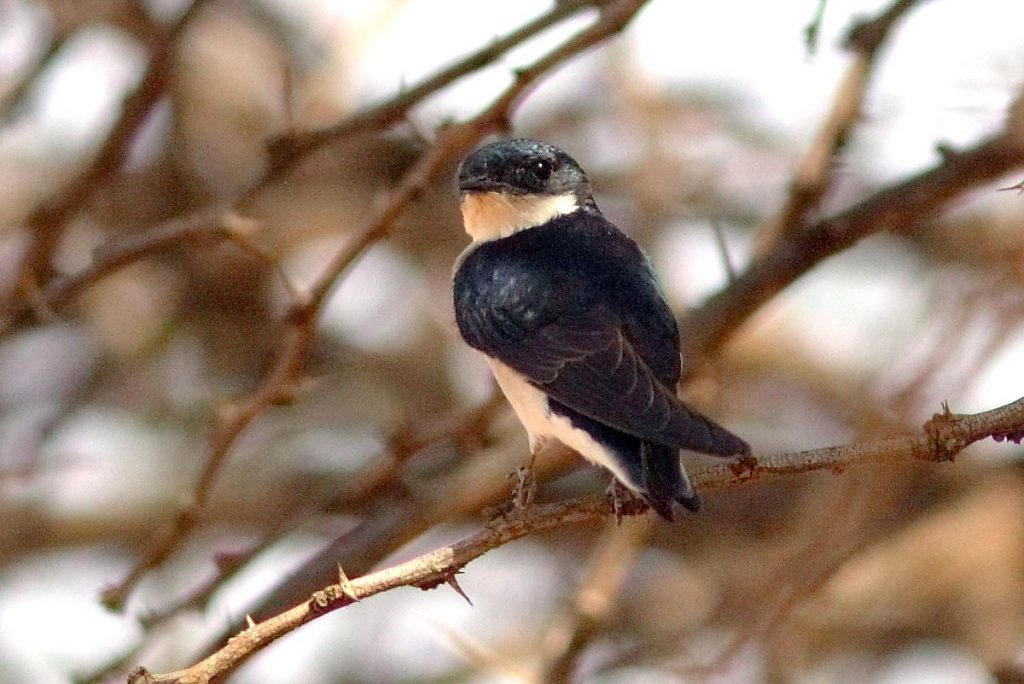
<box><xmin>0</xmin><ymin>0</ymin><xmax>602</xmax><ymax>334</ymax></box>
<box><xmin>710</xmin><ymin>219</ymin><xmax>738</xmax><ymax>283</ymax></box>
<box><xmin>128</xmin><ymin>394</ymin><xmax>1024</xmax><ymax>684</ymax></box>
<box><xmin>126</xmin><ymin>394</ymin><xmax>504</xmax><ymax>634</ymax></box>
<box><xmin>324</xmin><ymin>392</ymin><xmax>504</xmax><ymax>512</ymax></box>
<box><xmin>682</xmin><ymin>129</ymin><xmax>1024</xmax><ymax>371</ymax></box>
<box><xmin>540</xmin><ymin>516</ymin><xmax>653</xmax><ymax>683</ymax></box>
<box><xmin>755</xmin><ymin>0</ymin><xmax>922</xmax><ymax>255</ymax></box>
<box><xmin>8</xmin><ymin>0</ymin><xmax>210</xmax><ymax>318</ymax></box>
<box><xmin>251</xmin><ymin>0</ymin><xmax>602</xmax><ymax>199</ymax></box>
<box><xmin>0</xmin><ymin>31</ymin><xmax>69</xmax><ymax>122</ymax></box>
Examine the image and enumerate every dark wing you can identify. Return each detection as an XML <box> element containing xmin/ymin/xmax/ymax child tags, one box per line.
<box><xmin>454</xmin><ymin>232</ymin><xmax>748</xmax><ymax>457</ymax></box>
<box><xmin>526</xmin><ymin>305</ymin><xmax>747</xmax><ymax>456</ymax></box>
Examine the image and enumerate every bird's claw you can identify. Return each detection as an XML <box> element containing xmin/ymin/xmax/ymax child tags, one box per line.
<box><xmin>511</xmin><ymin>465</ymin><xmax>537</xmax><ymax>511</ymax></box>
<box><xmin>606</xmin><ymin>479</ymin><xmax>638</xmax><ymax>526</ymax></box>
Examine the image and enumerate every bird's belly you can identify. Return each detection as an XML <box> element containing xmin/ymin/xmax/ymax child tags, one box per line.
<box><xmin>487</xmin><ymin>358</ymin><xmax>639</xmax><ymax>489</ymax></box>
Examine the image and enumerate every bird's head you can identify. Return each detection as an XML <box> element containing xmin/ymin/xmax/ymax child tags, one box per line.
<box><xmin>457</xmin><ymin>139</ymin><xmax>594</xmax><ymax>243</ymax></box>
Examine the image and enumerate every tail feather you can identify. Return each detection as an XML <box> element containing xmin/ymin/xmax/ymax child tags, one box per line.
<box><xmin>679</xmin><ymin>408</ymin><xmax>750</xmax><ymax>457</ymax></box>
<box><xmin>640</xmin><ymin>442</ymin><xmax>700</xmax><ymax>521</ymax></box>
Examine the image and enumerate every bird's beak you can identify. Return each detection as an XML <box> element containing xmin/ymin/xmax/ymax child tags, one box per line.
<box><xmin>458</xmin><ymin>171</ymin><xmax>505</xmax><ymax>194</ymax></box>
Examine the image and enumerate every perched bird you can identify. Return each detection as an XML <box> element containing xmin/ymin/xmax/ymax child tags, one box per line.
<box><xmin>452</xmin><ymin>139</ymin><xmax>749</xmax><ymax>520</ymax></box>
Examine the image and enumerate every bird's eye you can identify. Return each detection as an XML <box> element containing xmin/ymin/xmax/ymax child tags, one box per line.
<box><xmin>532</xmin><ymin>159</ymin><xmax>553</xmax><ymax>182</ymax></box>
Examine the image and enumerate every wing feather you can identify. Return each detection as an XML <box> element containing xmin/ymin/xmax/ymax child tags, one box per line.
<box><xmin>453</xmin><ymin>219</ymin><xmax>748</xmax><ymax>457</ymax></box>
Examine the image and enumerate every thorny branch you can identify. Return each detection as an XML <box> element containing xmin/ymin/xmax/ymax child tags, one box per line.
<box><xmin>128</xmin><ymin>395</ymin><xmax>1024</xmax><ymax>684</ymax></box>
<box><xmin>4</xmin><ymin>0</ymin><xmax>1022</xmax><ymax>678</ymax></box>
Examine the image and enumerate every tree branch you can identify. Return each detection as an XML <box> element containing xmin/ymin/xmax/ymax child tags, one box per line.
<box><xmin>754</xmin><ymin>0</ymin><xmax>922</xmax><ymax>254</ymax></box>
<box><xmin>682</xmin><ymin>130</ymin><xmax>1024</xmax><ymax>369</ymax></box>
<box><xmin>128</xmin><ymin>394</ymin><xmax>1024</xmax><ymax>684</ymax></box>
<box><xmin>253</xmin><ymin>0</ymin><xmax>603</xmax><ymax>198</ymax></box>
<box><xmin>7</xmin><ymin>0</ymin><xmax>210</xmax><ymax>318</ymax></box>
<box><xmin>0</xmin><ymin>0</ymin><xmax>605</xmax><ymax>334</ymax></box>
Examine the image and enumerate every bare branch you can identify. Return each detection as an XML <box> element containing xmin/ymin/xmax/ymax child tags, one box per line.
<box><xmin>0</xmin><ymin>0</ymin><xmax>603</xmax><ymax>334</ymax></box>
<box><xmin>683</xmin><ymin>132</ymin><xmax>1024</xmax><ymax>369</ymax></box>
<box><xmin>755</xmin><ymin>0</ymin><xmax>923</xmax><ymax>255</ymax></box>
<box><xmin>253</xmin><ymin>0</ymin><xmax>604</xmax><ymax>198</ymax></box>
<box><xmin>128</xmin><ymin>394</ymin><xmax>1024</xmax><ymax>683</ymax></box>
<box><xmin>7</xmin><ymin>0</ymin><xmax>211</xmax><ymax>317</ymax></box>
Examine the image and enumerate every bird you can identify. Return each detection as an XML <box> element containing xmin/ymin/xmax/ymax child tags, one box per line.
<box><xmin>451</xmin><ymin>138</ymin><xmax>749</xmax><ymax>520</ymax></box>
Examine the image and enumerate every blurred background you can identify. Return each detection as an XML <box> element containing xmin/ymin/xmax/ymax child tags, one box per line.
<box><xmin>1</xmin><ymin>0</ymin><xmax>1024</xmax><ymax>682</ymax></box>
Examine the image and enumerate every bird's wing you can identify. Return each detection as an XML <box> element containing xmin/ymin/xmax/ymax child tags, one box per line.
<box><xmin>455</xmin><ymin>256</ymin><xmax>747</xmax><ymax>456</ymax></box>
<box><xmin>524</xmin><ymin>306</ymin><xmax>747</xmax><ymax>456</ymax></box>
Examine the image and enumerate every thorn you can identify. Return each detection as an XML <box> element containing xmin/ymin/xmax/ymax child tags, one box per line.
<box><xmin>446</xmin><ymin>574</ymin><xmax>473</xmax><ymax>606</ymax></box>
<box><xmin>245</xmin><ymin>614</ymin><xmax>256</xmax><ymax>629</ymax></box>
<box><xmin>338</xmin><ymin>563</ymin><xmax>359</xmax><ymax>601</ymax></box>
<box><xmin>997</xmin><ymin>180</ymin><xmax>1024</xmax><ymax>194</ymax></box>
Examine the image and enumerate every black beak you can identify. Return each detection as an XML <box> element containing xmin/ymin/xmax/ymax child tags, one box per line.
<box><xmin>458</xmin><ymin>172</ymin><xmax>506</xmax><ymax>193</ymax></box>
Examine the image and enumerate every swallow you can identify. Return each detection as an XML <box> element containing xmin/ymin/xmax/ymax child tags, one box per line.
<box><xmin>452</xmin><ymin>138</ymin><xmax>749</xmax><ymax>519</ymax></box>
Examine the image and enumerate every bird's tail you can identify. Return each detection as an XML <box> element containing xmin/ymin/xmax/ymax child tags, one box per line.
<box><xmin>640</xmin><ymin>442</ymin><xmax>700</xmax><ymax>521</ymax></box>
<box><xmin>679</xmin><ymin>406</ymin><xmax>750</xmax><ymax>457</ymax></box>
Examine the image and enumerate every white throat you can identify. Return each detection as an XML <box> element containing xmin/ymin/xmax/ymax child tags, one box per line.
<box><xmin>460</xmin><ymin>191</ymin><xmax>578</xmax><ymax>243</ymax></box>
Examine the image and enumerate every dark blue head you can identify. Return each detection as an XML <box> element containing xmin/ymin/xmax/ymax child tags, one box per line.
<box><xmin>457</xmin><ymin>139</ymin><xmax>592</xmax><ymax>203</ymax></box>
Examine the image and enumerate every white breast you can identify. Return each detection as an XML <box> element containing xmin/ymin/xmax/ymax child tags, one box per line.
<box><xmin>487</xmin><ymin>358</ymin><xmax>641</xmax><ymax>491</ymax></box>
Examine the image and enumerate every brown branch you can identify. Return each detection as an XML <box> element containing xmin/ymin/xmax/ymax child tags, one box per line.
<box><xmin>682</xmin><ymin>129</ymin><xmax>1024</xmax><ymax>370</ymax></box>
<box><xmin>540</xmin><ymin>516</ymin><xmax>652</xmax><ymax>683</ymax></box>
<box><xmin>127</xmin><ymin>394</ymin><xmax>504</xmax><ymax>634</ymax></box>
<box><xmin>8</xmin><ymin>0</ymin><xmax>210</xmax><ymax>317</ymax></box>
<box><xmin>0</xmin><ymin>31</ymin><xmax>69</xmax><ymax>123</ymax></box>
<box><xmin>128</xmin><ymin>395</ymin><xmax>1024</xmax><ymax>684</ymax></box>
<box><xmin>252</xmin><ymin>0</ymin><xmax>602</xmax><ymax>198</ymax></box>
<box><xmin>40</xmin><ymin>207</ymin><xmax>242</xmax><ymax>310</ymax></box>
<box><xmin>103</xmin><ymin>0</ymin><xmax>651</xmax><ymax>612</ymax></box>
<box><xmin>754</xmin><ymin>0</ymin><xmax>922</xmax><ymax>255</ymax></box>
<box><xmin>0</xmin><ymin>0</ymin><xmax>605</xmax><ymax>334</ymax></box>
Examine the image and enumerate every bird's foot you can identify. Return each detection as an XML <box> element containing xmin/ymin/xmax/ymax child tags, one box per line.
<box><xmin>606</xmin><ymin>479</ymin><xmax>643</xmax><ymax>525</ymax></box>
<box><xmin>511</xmin><ymin>464</ymin><xmax>537</xmax><ymax>512</ymax></box>
<box><xmin>484</xmin><ymin>465</ymin><xmax>538</xmax><ymax>522</ymax></box>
